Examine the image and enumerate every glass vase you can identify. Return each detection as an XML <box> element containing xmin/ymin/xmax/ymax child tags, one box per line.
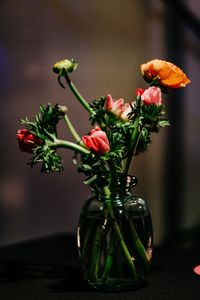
<box><xmin>77</xmin><ymin>176</ymin><xmax>153</xmax><ymax>291</ymax></box>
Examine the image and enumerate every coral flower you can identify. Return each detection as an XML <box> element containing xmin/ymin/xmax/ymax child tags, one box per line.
<box><xmin>82</xmin><ymin>126</ymin><xmax>110</xmax><ymax>155</ymax></box>
<box><xmin>141</xmin><ymin>59</ymin><xmax>190</xmax><ymax>88</ymax></box>
<box><xmin>141</xmin><ymin>87</ymin><xmax>162</xmax><ymax>106</ymax></box>
<box><xmin>104</xmin><ymin>94</ymin><xmax>132</xmax><ymax>121</ymax></box>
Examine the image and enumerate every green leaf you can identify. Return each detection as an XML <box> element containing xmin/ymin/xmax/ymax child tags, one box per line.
<box><xmin>158</xmin><ymin>120</ymin><xmax>170</xmax><ymax>127</ymax></box>
<box><xmin>29</xmin><ymin>144</ymin><xmax>63</xmax><ymax>173</ymax></box>
<box><xmin>83</xmin><ymin>175</ymin><xmax>98</xmax><ymax>186</ymax></box>
<box><xmin>21</xmin><ymin>103</ymin><xmax>65</xmax><ymax>140</ymax></box>
<box><xmin>89</xmin><ymin>97</ymin><xmax>106</xmax><ymax>125</ymax></box>
<box><xmin>80</xmin><ymin>164</ymin><xmax>92</xmax><ymax>171</ymax></box>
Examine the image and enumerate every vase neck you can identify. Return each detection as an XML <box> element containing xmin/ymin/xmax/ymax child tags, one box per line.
<box><xmin>91</xmin><ymin>175</ymin><xmax>137</xmax><ymax>202</ymax></box>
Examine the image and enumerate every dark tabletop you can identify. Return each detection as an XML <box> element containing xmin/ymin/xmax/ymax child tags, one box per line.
<box><xmin>0</xmin><ymin>233</ymin><xmax>199</xmax><ymax>300</ymax></box>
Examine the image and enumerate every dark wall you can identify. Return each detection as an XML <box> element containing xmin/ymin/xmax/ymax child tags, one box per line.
<box><xmin>0</xmin><ymin>0</ymin><xmax>199</xmax><ymax>246</ymax></box>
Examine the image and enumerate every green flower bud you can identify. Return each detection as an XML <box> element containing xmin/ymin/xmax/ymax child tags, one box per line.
<box><xmin>58</xmin><ymin>105</ymin><xmax>68</xmax><ymax>114</ymax></box>
<box><xmin>53</xmin><ymin>59</ymin><xmax>78</xmax><ymax>76</ymax></box>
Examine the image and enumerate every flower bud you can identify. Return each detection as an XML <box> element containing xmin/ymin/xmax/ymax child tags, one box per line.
<box><xmin>58</xmin><ymin>105</ymin><xmax>68</xmax><ymax>114</ymax></box>
<box><xmin>53</xmin><ymin>59</ymin><xmax>78</xmax><ymax>76</ymax></box>
<box><xmin>136</xmin><ymin>88</ymin><xmax>144</xmax><ymax>97</ymax></box>
<box><xmin>17</xmin><ymin>129</ymin><xmax>43</xmax><ymax>153</ymax></box>
<box><xmin>82</xmin><ymin>126</ymin><xmax>110</xmax><ymax>155</ymax></box>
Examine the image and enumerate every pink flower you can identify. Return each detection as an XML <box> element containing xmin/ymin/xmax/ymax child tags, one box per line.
<box><xmin>17</xmin><ymin>129</ymin><xmax>43</xmax><ymax>153</ymax></box>
<box><xmin>141</xmin><ymin>87</ymin><xmax>162</xmax><ymax>106</ymax></box>
<box><xmin>104</xmin><ymin>94</ymin><xmax>132</xmax><ymax>121</ymax></box>
<box><xmin>82</xmin><ymin>126</ymin><xmax>110</xmax><ymax>155</ymax></box>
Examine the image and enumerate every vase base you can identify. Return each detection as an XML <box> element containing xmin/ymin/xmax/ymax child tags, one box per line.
<box><xmin>87</xmin><ymin>277</ymin><xmax>147</xmax><ymax>292</ymax></box>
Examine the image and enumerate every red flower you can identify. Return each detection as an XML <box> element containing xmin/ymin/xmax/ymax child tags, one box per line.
<box><xmin>141</xmin><ymin>87</ymin><xmax>162</xmax><ymax>106</ymax></box>
<box><xmin>136</xmin><ymin>88</ymin><xmax>144</xmax><ymax>97</ymax></box>
<box><xmin>82</xmin><ymin>126</ymin><xmax>110</xmax><ymax>155</ymax></box>
<box><xmin>17</xmin><ymin>129</ymin><xmax>43</xmax><ymax>153</ymax></box>
<box><xmin>104</xmin><ymin>94</ymin><xmax>132</xmax><ymax>121</ymax></box>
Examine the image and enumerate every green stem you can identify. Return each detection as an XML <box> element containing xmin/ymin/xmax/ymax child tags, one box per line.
<box><xmin>64</xmin><ymin>75</ymin><xmax>93</xmax><ymax>114</ymax></box>
<box><xmin>100</xmin><ymin>230</ymin><xmax>116</xmax><ymax>284</ymax></box>
<box><xmin>124</xmin><ymin>118</ymin><xmax>141</xmax><ymax>175</ymax></box>
<box><xmin>49</xmin><ymin>138</ymin><xmax>90</xmax><ymax>155</ymax></box>
<box><xmin>129</xmin><ymin>221</ymin><xmax>151</xmax><ymax>272</ymax></box>
<box><xmin>82</xmin><ymin>226</ymin><xmax>94</xmax><ymax>261</ymax></box>
<box><xmin>63</xmin><ymin>114</ymin><xmax>84</xmax><ymax>146</ymax></box>
<box><xmin>103</xmin><ymin>186</ymin><xmax>138</xmax><ymax>280</ymax></box>
<box><xmin>88</xmin><ymin>225</ymin><xmax>103</xmax><ymax>281</ymax></box>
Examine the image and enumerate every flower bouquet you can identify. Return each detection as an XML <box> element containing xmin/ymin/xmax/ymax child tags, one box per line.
<box><xmin>17</xmin><ymin>59</ymin><xmax>190</xmax><ymax>291</ymax></box>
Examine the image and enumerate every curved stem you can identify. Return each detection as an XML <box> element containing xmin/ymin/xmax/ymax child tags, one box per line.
<box><xmin>48</xmin><ymin>138</ymin><xmax>90</xmax><ymax>155</ymax></box>
<box><xmin>64</xmin><ymin>75</ymin><xmax>93</xmax><ymax>114</ymax></box>
<box><xmin>63</xmin><ymin>114</ymin><xmax>84</xmax><ymax>146</ymax></box>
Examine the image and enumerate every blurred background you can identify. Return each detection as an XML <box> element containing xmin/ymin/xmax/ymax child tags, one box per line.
<box><xmin>0</xmin><ymin>0</ymin><xmax>199</xmax><ymax>246</ymax></box>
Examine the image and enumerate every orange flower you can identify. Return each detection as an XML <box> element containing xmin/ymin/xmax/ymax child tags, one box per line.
<box><xmin>141</xmin><ymin>59</ymin><xmax>190</xmax><ymax>88</ymax></box>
